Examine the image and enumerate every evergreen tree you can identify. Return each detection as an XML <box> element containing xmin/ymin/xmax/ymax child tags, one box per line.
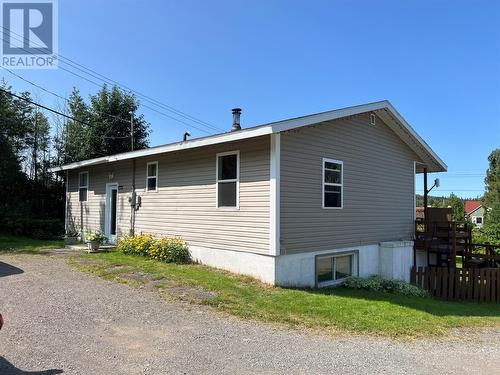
<box><xmin>88</xmin><ymin>84</ymin><xmax>149</xmax><ymax>157</ymax></box>
<box><xmin>62</xmin><ymin>85</ymin><xmax>150</xmax><ymax>162</ymax></box>
<box><xmin>62</xmin><ymin>88</ymin><xmax>91</xmax><ymax>163</ymax></box>
<box><xmin>483</xmin><ymin>149</ymin><xmax>500</xmax><ymax>224</ymax></box>
<box><xmin>447</xmin><ymin>193</ymin><xmax>465</xmax><ymax>221</ymax></box>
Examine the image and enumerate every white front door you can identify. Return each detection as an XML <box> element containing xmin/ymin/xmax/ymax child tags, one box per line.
<box><xmin>104</xmin><ymin>183</ymin><xmax>119</xmax><ymax>243</ymax></box>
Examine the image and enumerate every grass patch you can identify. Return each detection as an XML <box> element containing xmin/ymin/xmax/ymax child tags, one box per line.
<box><xmin>0</xmin><ymin>233</ymin><xmax>64</xmax><ymax>253</ymax></box>
<box><xmin>68</xmin><ymin>251</ymin><xmax>500</xmax><ymax>338</ymax></box>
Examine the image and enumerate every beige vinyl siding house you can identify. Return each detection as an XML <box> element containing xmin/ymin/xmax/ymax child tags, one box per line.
<box><xmin>280</xmin><ymin>112</ymin><xmax>421</xmax><ymax>255</ymax></box>
<box><xmin>52</xmin><ymin>101</ymin><xmax>447</xmax><ymax>287</ymax></box>
<box><xmin>67</xmin><ymin>136</ymin><xmax>271</xmax><ymax>255</ymax></box>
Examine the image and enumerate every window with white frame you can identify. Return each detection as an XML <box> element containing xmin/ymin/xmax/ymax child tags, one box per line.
<box><xmin>216</xmin><ymin>151</ymin><xmax>239</xmax><ymax>208</ymax></box>
<box><xmin>146</xmin><ymin>162</ymin><xmax>158</xmax><ymax>192</ymax></box>
<box><xmin>316</xmin><ymin>253</ymin><xmax>354</xmax><ymax>286</ymax></box>
<box><xmin>322</xmin><ymin>158</ymin><xmax>343</xmax><ymax>208</ymax></box>
<box><xmin>79</xmin><ymin>171</ymin><xmax>88</xmax><ymax>202</ymax></box>
<box><xmin>474</xmin><ymin>216</ymin><xmax>483</xmax><ymax>225</ymax></box>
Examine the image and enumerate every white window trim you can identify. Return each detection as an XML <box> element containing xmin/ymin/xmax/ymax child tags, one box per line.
<box><xmin>316</xmin><ymin>251</ymin><xmax>357</xmax><ymax>288</ymax></box>
<box><xmin>146</xmin><ymin>161</ymin><xmax>158</xmax><ymax>192</ymax></box>
<box><xmin>216</xmin><ymin>150</ymin><xmax>240</xmax><ymax>210</ymax></box>
<box><xmin>322</xmin><ymin>158</ymin><xmax>343</xmax><ymax>209</ymax></box>
<box><xmin>78</xmin><ymin>171</ymin><xmax>89</xmax><ymax>202</ymax></box>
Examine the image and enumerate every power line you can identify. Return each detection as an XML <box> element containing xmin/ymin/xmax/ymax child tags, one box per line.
<box><xmin>0</xmin><ymin>86</ymin><xmax>129</xmax><ymax>139</ymax></box>
<box><xmin>55</xmin><ymin>63</ymin><xmax>214</xmax><ymax>135</ymax></box>
<box><xmin>0</xmin><ymin>35</ymin><xmax>214</xmax><ymax>136</ymax></box>
<box><xmin>0</xmin><ymin>26</ymin><xmax>224</xmax><ymax>133</ymax></box>
<box><xmin>0</xmin><ymin>66</ymin><xmax>132</xmax><ymax>125</ymax></box>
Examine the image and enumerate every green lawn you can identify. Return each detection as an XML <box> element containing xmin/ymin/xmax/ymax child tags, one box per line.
<box><xmin>68</xmin><ymin>251</ymin><xmax>500</xmax><ymax>338</ymax></box>
<box><xmin>0</xmin><ymin>233</ymin><xmax>64</xmax><ymax>252</ymax></box>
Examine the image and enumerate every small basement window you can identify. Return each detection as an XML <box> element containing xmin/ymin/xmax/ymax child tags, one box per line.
<box><xmin>216</xmin><ymin>151</ymin><xmax>239</xmax><ymax>208</ymax></box>
<box><xmin>79</xmin><ymin>171</ymin><xmax>88</xmax><ymax>202</ymax></box>
<box><xmin>316</xmin><ymin>253</ymin><xmax>354</xmax><ymax>286</ymax></box>
<box><xmin>146</xmin><ymin>162</ymin><xmax>158</xmax><ymax>192</ymax></box>
<box><xmin>322</xmin><ymin>158</ymin><xmax>343</xmax><ymax>209</ymax></box>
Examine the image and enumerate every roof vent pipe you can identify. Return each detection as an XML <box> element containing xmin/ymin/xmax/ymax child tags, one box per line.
<box><xmin>231</xmin><ymin>108</ymin><xmax>241</xmax><ymax>132</ymax></box>
<box><xmin>183</xmin><ymin>131</ymin><xmax>191</xmax><ymax>141</ymax></box>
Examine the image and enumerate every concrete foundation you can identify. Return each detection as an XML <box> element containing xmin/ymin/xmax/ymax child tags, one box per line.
<box><xmin>189</xmin><ymin>241</ymin><xmax>414</xmax><ymax>287</ymax></box>
<box><xmin>189</xmin><ymin>246</ymin><xmax>276</xmax><ymax>284</ymax></box>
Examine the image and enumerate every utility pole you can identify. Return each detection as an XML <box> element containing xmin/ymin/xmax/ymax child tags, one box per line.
<box><xmin>32</xmin><ymin>111</ymin><xmax>38</xmax><ymax>180</ymax></box>
<box><xmin>130</xmin><ymin>111</ymin><xmax>134</xmax><ymax>151</ymax></box>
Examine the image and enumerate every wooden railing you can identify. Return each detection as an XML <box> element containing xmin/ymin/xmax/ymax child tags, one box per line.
<box><xmin>463</xmin><ymin>243</ymin><xmax>500</xmax><ymax>268</ymax></box>
<box><xmin>414</xmin><ymin>219</ymin><xmax>472</xmax><ymax>268</ymax></box>
<box><xmin>411</xmin><ymin>266</ymin><xmax>500</xmax><ymax>302</ymax></box>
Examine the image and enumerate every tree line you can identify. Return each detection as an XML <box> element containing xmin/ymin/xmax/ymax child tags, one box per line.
<box><xmin>0</xmin><ymin>80</ymin><xmax>150</xmax><ymax>238</ymax></box>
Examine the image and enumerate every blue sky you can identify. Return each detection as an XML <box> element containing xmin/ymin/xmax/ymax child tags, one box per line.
<box><xmin>4</xmin><ymin>0</ymin><xmax>499</xmax><ymax>198</ymax></box>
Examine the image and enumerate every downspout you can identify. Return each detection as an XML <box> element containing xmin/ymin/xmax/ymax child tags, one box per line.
<box><xmin>131</xmin><ymin>158</ymin><xmax>136</xmax><ymax>236</ymax></box>
<box><xmin>65</xmin><ymin>170</ymin><xmax>68</xmax><ymax>234</ymax></box>
<box><xmin>423</xmin><ymin>167</ymin><xmax>428</xmax><ymax>221</ymax></box>
<box><xmin>130</xmin><ymin>111</ymin><xmax>136</xmax><ymax>236</ymax></box>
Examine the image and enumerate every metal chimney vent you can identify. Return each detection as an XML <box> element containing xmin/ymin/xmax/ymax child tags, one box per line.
<box><xmin>231</xmin><ymin>108</ymin><xmax>242</xmax><ymax>132</ymax></box>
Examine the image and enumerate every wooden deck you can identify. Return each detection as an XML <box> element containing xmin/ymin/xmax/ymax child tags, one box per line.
<box><xmin>414</xmin><ymin>216</ymin><xmax>500</xmax><ymax>269</ymax></box>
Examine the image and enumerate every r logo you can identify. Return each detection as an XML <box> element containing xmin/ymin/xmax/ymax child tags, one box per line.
<box><xmin>1</xmin><ymin>0</ymin><xmax>57</xmax><ymax>68</ymax></box>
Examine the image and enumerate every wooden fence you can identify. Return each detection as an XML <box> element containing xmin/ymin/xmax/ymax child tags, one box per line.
<box><xmin>411</xmin><ymin>266</ymin><xmax>500</xmax><ymax>302</ymax></box>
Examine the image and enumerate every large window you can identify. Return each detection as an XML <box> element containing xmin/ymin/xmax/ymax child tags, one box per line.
<box><xmin>146</xmin><ymin>162</ymin><xmax>158</xmax><ymax>192</ymax></box>
<box><xmin>316</xmin><ymin>253</ymin><xmax>354</xmax><ymax>286</ymax></box>
<box><xmin>322</xmin><ymin>158</ymin><xmax>343</xmax><ymax>209</ymax></box>
<box><xmin>216</xmin><ymin>151</ymin><xmax>239</xmax><ymax>208</ymax></box>
<box><xmin>79</xmin><ymin>171</ymin><xmax>88</xmax><ymax>202</ymax></box>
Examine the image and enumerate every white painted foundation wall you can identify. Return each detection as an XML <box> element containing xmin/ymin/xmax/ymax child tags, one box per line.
<box><xmin>190</xmin><ymin>240</ymin><xmax>414</xmax><ymax>288</ymax></box>
<box><xmin>189</xmin><ymin>246</ymin><xmax>276</xmax><ymax>284</ymax></box>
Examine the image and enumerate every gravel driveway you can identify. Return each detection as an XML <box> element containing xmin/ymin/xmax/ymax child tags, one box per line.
<box><xmin>0</xmin><ymin>253</ymin><xmax>499</xmax><ymax>375</ymax></box>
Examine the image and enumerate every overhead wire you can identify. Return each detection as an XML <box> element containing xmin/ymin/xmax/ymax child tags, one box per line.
<box><xmin>0</xmin><ymin>26</ymin><xmax>223</xmax><ymax>134</ymax></box>
<box><xmin>0</xmin><ymin>86</ymin><xmax>129</xmax><ymax>139</ymax></box>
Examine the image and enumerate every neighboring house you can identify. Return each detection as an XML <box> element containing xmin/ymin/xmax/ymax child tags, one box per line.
<box><xmin>49</xmin><ymin>100</ymin><xmax>447</xmax><ymax>287</ymax></box>
<box><xmin>465</xmin><ymin>200</ymin><xmax>486</xmax><ymax>227</ymax></box>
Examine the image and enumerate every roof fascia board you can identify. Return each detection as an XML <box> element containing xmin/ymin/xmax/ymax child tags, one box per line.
<box><xmin>49</xmin><ymin>125</ymin><xmax>272</xmax><ymax>172</ymax></box>
<box><xmin>383</xmin><ymin>102</ymin><xmax>447</xmax><ymax>172</ymax></box>
<box><xmin>269</xmin><ymin>101</ymin><xmax>388</xmax><ymax>133</ymax></box>
<box><xmin>49</xmin><ymin>100</ymin><xmax>447</xmax><ymax>173</ymax></box>
<box><xmin>268</xmin><ymin>100</ymin><xmax>446</xmax><ymax>172</ymax></box>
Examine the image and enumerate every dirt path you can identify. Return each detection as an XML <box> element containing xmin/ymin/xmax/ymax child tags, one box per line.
<box><xmin>0</xmin><ymin>254</ymin><xmax>499</xmax><ymax>374</ymax></box>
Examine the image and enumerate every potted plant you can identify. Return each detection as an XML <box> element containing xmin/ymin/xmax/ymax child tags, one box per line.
<box><xmin>85</xmin><ymin>231</ymin><xmax>106</xmax><ymax>253</ymax></box>
<box><xmin>64</xmin><ymin>224</ymin><xmax>80</xmax><ymax>246</ymax></box>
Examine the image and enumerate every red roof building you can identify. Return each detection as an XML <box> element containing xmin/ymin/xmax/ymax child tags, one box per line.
<box><xmin>464</xmin><ymin>200</ymin><xmax>482</xmax><ymax>215</ymax></box>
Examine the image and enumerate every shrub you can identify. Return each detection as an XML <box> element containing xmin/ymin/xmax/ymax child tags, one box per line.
<box><xmin>0</xmin><ymin>215</ymin><xmax>64</xmax><ymax>240</ymax></box>
<box><xmin>117</xmin><ymin>234</ymin><xmax>154</xmax><ymax>256</ymax></box>
<box><xmin>343</xmin><ymin>276</ymin><xmax>430</xmax><ymax>298</ymax></box>
<box><xmin>117</xmin><ymin>234</ymin><xmax>191</xmax><ymax>264</ymax></box>
<box><xmin>472</xmin><ymin>223</ymin><xmax>500</xmax><ymax>247</ymax></box>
